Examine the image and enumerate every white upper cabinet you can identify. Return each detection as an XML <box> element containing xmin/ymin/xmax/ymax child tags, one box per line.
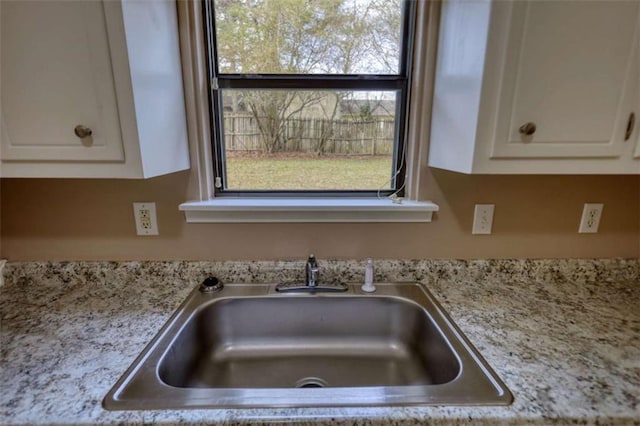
<box><xmin>429</xmin><ymin>0</ymin><xmax>640</xmax><ymax>174</ymax></box>
<box><xmin>0</xmin><ymin>0</ymin><xmax>190</xmax><ymax>178</ymax></box>
<box><xmin>1</xmin><ymin>1</ymin><xmax>124</xmax><ymax>163</ymax></box>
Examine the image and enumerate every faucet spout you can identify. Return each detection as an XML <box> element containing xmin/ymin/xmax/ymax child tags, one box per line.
<box><xmin>275</xmin><ymin>255</ymin><xmax>348</xmax><ymax>293</ymax></box>
<box><xmin>306</xmin><ymin>255</ymin><xmax>319</xmax><ymax>287</ymax></box>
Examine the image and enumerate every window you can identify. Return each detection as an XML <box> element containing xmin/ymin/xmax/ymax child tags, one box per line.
<box><xmin>203</xmin><ymin>0</ymin><xmax>416</xmax><ymax>197</ymax></box>
<box><xmin>177</xmin><ymin>1</ymin><xmax>439</xmax><ymax>222</ymax></box>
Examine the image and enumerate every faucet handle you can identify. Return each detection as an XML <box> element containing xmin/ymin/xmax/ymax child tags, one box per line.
<box><xmin>307</xmin><ymin>255</ymin><xmax>319</xmax><ymax>269</ymax></box>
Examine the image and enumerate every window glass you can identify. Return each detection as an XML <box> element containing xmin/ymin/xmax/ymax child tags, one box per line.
<box><xmin>220</xmin><ymin>89</ymin><xmax>398</xmax><ymax>190</ymax></box>
<box><xmin>206</xmin><ymin>0</ymin><xmax>412</xmax><ymax>195</ymax></box>
<box><xmin>214</xmin><ymin>0</ymin><xmax>403</xmax><ymax>75</ymax></box>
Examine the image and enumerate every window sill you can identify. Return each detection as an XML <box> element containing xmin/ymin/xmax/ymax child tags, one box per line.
<box><xmin>179</xmin><ymin>198</ymin><xmax>439</xmax><ymax>223</ymax></box>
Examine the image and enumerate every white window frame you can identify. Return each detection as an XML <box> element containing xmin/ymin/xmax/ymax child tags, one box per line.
<box><xmin>176</xmin><ymin>0</ymin><xmax>440</xmax><ymax>223</ymax></box>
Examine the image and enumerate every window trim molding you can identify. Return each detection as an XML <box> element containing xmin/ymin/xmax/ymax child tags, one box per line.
<box><xmin>177</xmin><ymin>0</ymin><xmax>214</xmax><ymax>201</ymax></box>
<box><xmin>405</xmin><ymin>0</ymin><xmax>440</xmax><ymax>201</ymax></box>
<box><xmin>176</xmin><ymin>0</ymin><xmax>440</xmax><ymax>223</ymax></box>
<box><xmin>204</xmin><ymin>0</ymin><xmax>416</xmax><ymax>198</ymax></box>
<box><xmin>180</xmin><ymin>198</ymin><xmax>438</xmax><ymax>223</ymax></box>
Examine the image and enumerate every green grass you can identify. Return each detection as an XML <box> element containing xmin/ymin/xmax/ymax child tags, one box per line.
<box><xmin>225</xmin><ymin>154</ymin><xmax>393</xmax><ymax>190</ymax></box>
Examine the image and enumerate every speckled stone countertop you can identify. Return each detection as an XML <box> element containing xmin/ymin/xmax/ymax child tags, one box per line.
<box><xmin>1</xmin><ymin>259</ymin><xmax>639</xmax><ymax>425</ymax></box>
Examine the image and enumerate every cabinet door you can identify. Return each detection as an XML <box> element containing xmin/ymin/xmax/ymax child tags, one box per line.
<box><xmin>490</xmin><ymin>1</ymin><xmax>639</xmax><ymax>159</ymax></box>
<box><xmin>0</xmin><ymin>1</ymin><xmax>124</xmax><ymax>162</ymax></box>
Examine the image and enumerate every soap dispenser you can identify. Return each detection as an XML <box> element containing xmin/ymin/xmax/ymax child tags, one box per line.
<box><xmin>361</xmin><ymin>258</ymin><xmax>376</xmax><ymax>293</ymax></box>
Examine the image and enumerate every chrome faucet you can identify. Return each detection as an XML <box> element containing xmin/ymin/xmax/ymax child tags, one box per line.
<box><xmin>275</xmin><ymin>255</ymin><xmax>348</xmax><ymax>293</ymax></box>
<box><xmin>306</xmin><ymin>255</ymin><xmax>319</xmax><ymax>287</ymax></box>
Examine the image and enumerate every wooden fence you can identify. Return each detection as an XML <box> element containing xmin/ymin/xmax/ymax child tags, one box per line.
<box><xmin>223</xmin><ymin>115</ymin><xmax>395</xmax><ymax>155</ymax></box>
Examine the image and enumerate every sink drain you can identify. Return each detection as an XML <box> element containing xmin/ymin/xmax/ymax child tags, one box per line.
<box><xmin>295</xmin><ymin>377</ymin><xmax>328</xmax><ymax>388</ymax></box>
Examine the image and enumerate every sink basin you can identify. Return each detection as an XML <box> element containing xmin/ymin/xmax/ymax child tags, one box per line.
<box><xmin>104</xmin><ymin>283</ymin><xmax>512</xmax><ymax>409</ymax></box>
<box><xmin>159</xmin><ymin>296</ymin><xmax>460</xmax><ymax>388</ymax></box>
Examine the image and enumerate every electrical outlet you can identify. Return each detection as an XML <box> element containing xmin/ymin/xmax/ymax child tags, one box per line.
<box><xmin>472</xmin><ymin>204</ymin><xmax>494</xmax><ymax>235</ymax></box>
<box><xmin>578</xmin><ymin>203</ymin><xmax>603</xmax><ymax>233</ymax></box>
<box><xmin>133</xmin><ymin>202</ymin><xmax>159</xmax><ymax>236</ymax></box>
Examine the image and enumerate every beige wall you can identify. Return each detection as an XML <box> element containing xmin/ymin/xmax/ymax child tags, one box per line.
<box><xmin>1</xmin><ymin>169</ymin><xmax>638</xmax><ymax>261</ymax></box>
<box><xmin>0</xmin><ymin>178</ymin><xmax>2</xmax><ymax>258</ymax></box>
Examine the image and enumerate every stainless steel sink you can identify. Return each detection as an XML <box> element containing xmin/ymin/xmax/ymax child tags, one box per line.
<box><xmin>104</xmin><ymin>283</ymin><xmax>512</xmax><ymax>409</ymax></box>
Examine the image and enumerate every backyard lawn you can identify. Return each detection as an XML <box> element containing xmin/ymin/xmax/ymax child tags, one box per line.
<box><xmin>225</xmin><ymin>153</ymin><xmax>393</xmax><ymax>190</ymax></box>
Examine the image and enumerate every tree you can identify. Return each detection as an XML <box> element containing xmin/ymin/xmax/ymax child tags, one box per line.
<box><xmin>215</xmin><ymin>0</ymin><xmax>346</xmax><ymax>74</ymax></box>
<box><xmin>243</xmin><ymin>90</ymin><xmax>326</xmax><ymax>153</ymax></box>
<box><xmin>369</xmin><ymin>0</ymin><xmax>403</xmax><ymax>74</ymax></box>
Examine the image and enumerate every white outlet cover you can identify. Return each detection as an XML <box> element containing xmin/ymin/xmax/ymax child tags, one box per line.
<box><xmin>578</xmin><ymin>203</ymin><xmax>603</xmax><ymax>234</ymax></box>
<box><xmin>472</xmin><ymin>204</ymin><xmax>495</xmax><ymax>235</ymax></box>
<box><xmin>133</xmin><ymin>202</ymin><xmax>159</xmax><ymax>236</ymax></box>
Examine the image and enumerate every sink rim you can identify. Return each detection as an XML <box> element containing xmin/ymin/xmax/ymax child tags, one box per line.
<box><xmin>103</xmin><ymin>282</ymin><xmax>513</xmax><ymax>409</ymax></box>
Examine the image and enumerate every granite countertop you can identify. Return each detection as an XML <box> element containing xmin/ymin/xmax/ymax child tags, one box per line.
<box><xmin>1</xmin><ymin>259</ymin><xmax>639</xmax><ymax>425</ymax></box>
